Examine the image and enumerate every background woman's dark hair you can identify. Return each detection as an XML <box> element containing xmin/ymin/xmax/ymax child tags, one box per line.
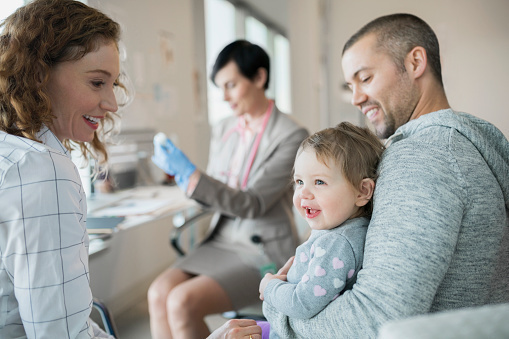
<box><xmin>210</xmin><ymin>39</ymin><xmax>270</xmax><ymax>89</ymax></box>
<box><xmin>0</xmin><ymin>0</ymin><xmax>129</xmax><ymax>166</ymax></box>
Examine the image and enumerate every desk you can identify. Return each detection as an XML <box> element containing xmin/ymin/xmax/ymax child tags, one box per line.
<box><xmin>87</xmin><ymin>185</ymin><xmax>200</xmax><ymax>316</ymax></box>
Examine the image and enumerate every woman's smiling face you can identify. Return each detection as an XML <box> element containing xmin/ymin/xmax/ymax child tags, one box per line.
<box><xmin>45</xmin><ymin>41</ymin><xmax>120</xmax><ymax>142</ymax></box>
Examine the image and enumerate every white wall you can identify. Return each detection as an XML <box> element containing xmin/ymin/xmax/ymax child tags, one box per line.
<box><xmin>90</xmin><ymin>0</ymin><xmax>508</xmax><ymax>171</ymax></box>
<box><xmin>89</xmin><ymin>0</ymin><xmax>210</xmax><ymax>171</ymax></box>
<box><xmin>289</xmin><ymin>0</ymin><xmax>509</xmax><ymax>138</ymax></box>
<box><xmin>286</xmin><ymin>0</ymin><xmax>322</xmax><ymax>134</ymax></box>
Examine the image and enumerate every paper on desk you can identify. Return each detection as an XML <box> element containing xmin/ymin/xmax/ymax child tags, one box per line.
<box><xmin>92</xmin><ymin>198</ymin><xmax>175</xmax><ymax>217</ymax></box>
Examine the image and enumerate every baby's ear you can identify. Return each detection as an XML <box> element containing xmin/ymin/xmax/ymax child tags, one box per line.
<box><xmin>355</xmin><ymin>178</ymin><xmax>375</xmax><ymax>207</ymax></box>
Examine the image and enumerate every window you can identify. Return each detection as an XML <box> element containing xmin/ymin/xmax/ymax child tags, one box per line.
<box><xmin>274</xmin><ymin>34</ymin><xmax>291</xmax><ymax>114</ymax></box>
<box><xmin>245</xmin><ymin>16</ymin><xmax>268</xmax><ymax>48</ymax></box>
<box><xmin>204</xmin><ymin>0</ymin><xmax>291</xmax><ymax>125</ymax></box>
<box><xmin>205</xmin><ymin>0</ymin><xmax>236</xmax><ymax>125</ymax></box>
<box><xmin>0</xmin><ymin>0</ymin><xmax>25</xmax><ymax>27</ymax></box>
<box><xmin>1</xmin><ymin>1</ymin><xmax>87</xmax><ymax>32</ymax></box>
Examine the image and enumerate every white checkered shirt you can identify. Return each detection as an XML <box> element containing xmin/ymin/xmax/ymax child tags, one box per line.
<box><xmin>0</xmin><ymin>126</ymin><xmax>110</xmax><ymax>338</ymax></box>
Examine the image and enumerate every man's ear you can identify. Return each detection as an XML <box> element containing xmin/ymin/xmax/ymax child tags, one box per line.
<box><xmin>405</xmin><ymin>46</ymin><xmax>427</xmax><ymax>79</ymax></box>
<box><xmin>254</xmin><ymin>67</ymin><xmax>267</xmax><ymax>89</ymax></box>
<box><xmin>355</xmin><ymin>178</ymin><xmax>375</xmax><ymax>207</ymax></box>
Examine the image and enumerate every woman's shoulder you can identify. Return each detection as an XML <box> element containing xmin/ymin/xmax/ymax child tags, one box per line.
<box><xmin>1</xmin><ymin>129</ymin><xmax>48</xmax><ymax>149</ymax></box>
<box><xmin>0</xmin><ymin>131</ymin><xmax>77</xmax><ymax>184</ymax></box>
<box><xmin>0</xmin><ymin>132</ymin><xmax>48</xmax><ymax>168</ymax></box>
<box><xmin>270</xmin><ymin>107</ymin><xmax>309</xmax><ymax>138</ymax></box>
<box><xmin>272</xmin><ymin>107</ymin><xmax>303</xmax><ymax>126</ymax></box>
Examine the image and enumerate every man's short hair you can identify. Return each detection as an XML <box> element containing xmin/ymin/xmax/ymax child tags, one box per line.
<box><xmin>343</xmin><ymin>13</ymin><xmax>443</xmax><ymax>86</ymax></box>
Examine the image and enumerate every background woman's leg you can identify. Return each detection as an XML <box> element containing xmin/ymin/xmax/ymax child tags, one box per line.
<box><xmin>148</xmin><ymin>268</ymin><xmax>194</xmax><ymax>339</ymax></box>
<box><xmin>167</xmin><ymin>275</ymin><xmax>234</xmax><ymax>338</ymax></box>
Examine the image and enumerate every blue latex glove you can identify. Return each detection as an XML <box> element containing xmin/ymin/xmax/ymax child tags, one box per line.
<box><xmin>152</xmin><ymin>135</ymin><xmax>196</xmax><ymax>191</ymax></box>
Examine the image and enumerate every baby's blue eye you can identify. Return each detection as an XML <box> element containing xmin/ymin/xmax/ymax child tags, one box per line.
<box><xmin>315</xmin><ymin>179</ymin><xmax>325</xmax><ymax>185</ymax></box>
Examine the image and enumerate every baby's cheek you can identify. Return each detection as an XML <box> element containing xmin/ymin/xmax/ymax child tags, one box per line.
<box><xmin>292</xmin><ymin>193</ymin><xmax>300</xmax><ymax>210</ymax></box>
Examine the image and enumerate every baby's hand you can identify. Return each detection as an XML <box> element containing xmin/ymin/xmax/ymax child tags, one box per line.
<box><xmin>259</xmin><ymin>272</ymin><xmax>286</xmax><ymax>301</ymax></box>
<box><xmin>259</xmin><ymin>256</ymin><xmax>295</xmax><ymax>300</ymax></box>
<box><xmin>278</xmin><ymin>256</ymin><xmax>295</xmax><ymax>275</ymax></box>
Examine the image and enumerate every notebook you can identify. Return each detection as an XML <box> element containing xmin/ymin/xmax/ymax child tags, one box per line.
<box><xmin>86</xmin><ymin>216</ymin><xmax>125</xmax><ymax>234</ymax></box>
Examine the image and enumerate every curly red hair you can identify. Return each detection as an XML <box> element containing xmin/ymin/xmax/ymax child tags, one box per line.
<box><xmin>0</xmin><ymin>0</ymin><xmax>130</xmax><ymax>166</ymax></box>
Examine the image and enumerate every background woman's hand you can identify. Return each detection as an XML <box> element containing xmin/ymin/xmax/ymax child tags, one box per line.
<box><xmin>207</xmin><ymin>319</ymin><xmax>262</xmax><ymax>339</ymax></box>
<box><xmin>152</xmin><ymin>136</ymin><xmax>196</xmax><ymax>190</ymax></box>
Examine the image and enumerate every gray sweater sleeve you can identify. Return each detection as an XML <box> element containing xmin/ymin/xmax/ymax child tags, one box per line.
<box><xmin>263</xmin><ymin>135</ymin><xmax>467</xmax><ymax>338</ymax></box>
<box><xmin>263</xmin><ymin>234</ymin><xmax>358</xmax><ymax>319</ymax></box>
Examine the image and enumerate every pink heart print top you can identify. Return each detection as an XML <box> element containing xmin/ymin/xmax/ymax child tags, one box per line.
<box><xmin>262</xmin><ymin>217</ymin><xmax>369</xmax><ymax>319</ymax></box>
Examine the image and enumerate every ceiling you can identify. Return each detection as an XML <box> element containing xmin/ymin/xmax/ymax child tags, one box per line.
<box><xmin>231</xmin><ymin>0</ymin><xmax>289</xmax><ymax>35</ymax></box>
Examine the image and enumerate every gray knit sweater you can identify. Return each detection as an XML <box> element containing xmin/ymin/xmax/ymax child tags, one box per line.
<box><xmin>263</xmin><ymin>109</ymin><xmax>509</xmax><ymax>338</ymax></box>
<box><xmin>263</xmin><ymin>218</ymin><xmax>368</xmax><ymax>321</ymax></box>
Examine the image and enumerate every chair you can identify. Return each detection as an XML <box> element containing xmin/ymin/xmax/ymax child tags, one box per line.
<box><xmin>92</xmin><ymin>298</ymin><xmax>119</xmax><ymax>337</ymax></box>
<box><xmin>377</xmin><ymin>303</ymin><xmax>509</xmax><ymax>339</ymax></box>
<box><xmin>170</xmin><ymin>206</ymin><xmax>310</xmax><ymax>257</ymax></box>
<box><xmin>170</xmin><ymin>207</ymin><xmax>214</xmax><ymax>256</ymax></box>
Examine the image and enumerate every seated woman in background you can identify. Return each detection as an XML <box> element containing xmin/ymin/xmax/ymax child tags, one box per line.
<box><xmin>149</xmin><ymin>40</ymin><xmax>309</xmax><ymax>339</ymax></box>
<box><xmin>0</xmin><ymin>0</ymin><xmax>129</xmax><ymax>337</ymax></box>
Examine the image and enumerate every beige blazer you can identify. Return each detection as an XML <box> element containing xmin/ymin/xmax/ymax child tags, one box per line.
<box><xmin>190</xmin><ymin>105</ymin><xmax>309</xmax><ymax>267</ymax></box>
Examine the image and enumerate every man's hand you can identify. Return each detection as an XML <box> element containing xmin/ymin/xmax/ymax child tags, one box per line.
<box><xmin>207</xmin><ymin>319</ymin><xmax>262</xmax><ymax>339</ymax></box>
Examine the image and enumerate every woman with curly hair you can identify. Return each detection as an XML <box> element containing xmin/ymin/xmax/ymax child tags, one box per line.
<box><xmin>0</xmin><ymin>0</ymin><xmax>129</xmax><ymax>337</ymax></box>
